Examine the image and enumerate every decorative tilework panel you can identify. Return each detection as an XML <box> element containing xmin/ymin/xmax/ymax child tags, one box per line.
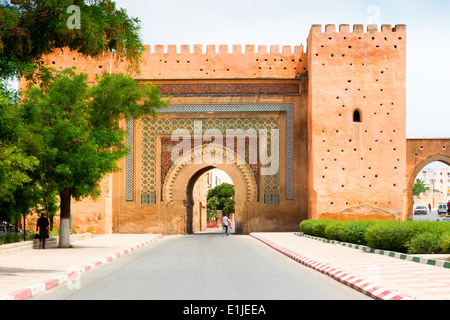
<box><xmin>125</xmin><ymin>119</ymin><xmax>134</xmax><ymax>201</ymax></box>
<box><xmin>139</xmin><ymin>103</ymin><xmax>295</xmax><ymax>203</ymax></box>
<box><xmin>264</xmin><ymin>192</ymin><xmax>280</xmax><ymax>204</ymax></box>
<box><xmin>155</xmin><ymin>83</ymin><xmax>300</xmax><ymax>96</ymax></box>
<box><xmin>142</xmin><ymin>117</ymin><xmax>278</xmax><ymax>204</ymax></box>
<box><xmin>162</xmin><ymin>104</ymin><xmax>295</xmax><ymax>200</ymax></box>
<box><xmin>141</xmin><ymin>192</ymin><xmax>156</xmax><ymax>205</ymax></box>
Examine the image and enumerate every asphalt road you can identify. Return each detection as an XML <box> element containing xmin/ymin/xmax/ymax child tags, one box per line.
<box><xmin>34</xmin><ymin>232</ymin><xmax>371</xmax><ymax>300</ymax></box>
<box><xmin>412</xmin><ymin>210</ymin><xmax>441</xmax><ymax>221</ymax></box>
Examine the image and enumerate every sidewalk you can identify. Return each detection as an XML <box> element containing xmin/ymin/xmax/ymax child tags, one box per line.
<box><xmin>0</xmin><ymin>234</ymin><xmax>162</xmax><ymax>300</ymax></box>
<box><xmin>250</xmin><ymin>232</ymin><xmax>450</xmax><ymax>300</ymax></box>
<box><xmin>1</xmin><ymin>232</ymin><xmax>449</xmax><ymax>300</ymax></box>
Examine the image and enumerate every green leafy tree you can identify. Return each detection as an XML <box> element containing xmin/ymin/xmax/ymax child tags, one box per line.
<box><xmin>206</xmin><ymin>196</ymin><xmax>220</xmax><ymax>220</ymax></box>
<box><xmin>0</xmin><ymin>81</ymin><xmax>39</xmax><ymax>208</ymax></box>
<box><xmin>0</xmin><ymin>0</ymin><xmax>156</xmax><ymax>243</ymax></box>
<box><xmin>0</xmin><ymin>180</ymin><xmax>40</xmax><ymax>240</ymax></box>
<box><xmin>207</xmin><ymin>184</ymin><xmax>235</xmax><ymax>217</ymax></box>
<box><xmin>1</xmin><ymin>0</ymin><xmax>144</xmax><ymax>80</ymax></box>
<box><xmin>413</xmin><ymin>179</ymin><xmax>429</xmax><ymax>196</ymax></box>
<box><xmin>17</xmin><ymin>69</ymin><xmax>168</xmax><ymax>247</ymax></box>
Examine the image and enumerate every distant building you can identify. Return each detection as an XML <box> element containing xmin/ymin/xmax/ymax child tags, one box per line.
<box><xmin>206</xmin><ymin>169</ymin><xmax>234</xmax><ymax>190</ymax></box>
<box><xmin>416</xmin><ymin>168</ymin><xmax>450</xmax><ymax>204</ymax></box>
<box><xmin>192</xmin><ymin>169</ymin><xmax>234</xmax><ymax>232</ymax></box>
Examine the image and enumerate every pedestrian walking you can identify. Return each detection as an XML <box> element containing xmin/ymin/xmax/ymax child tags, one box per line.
<box><xmin>428</xmin><ymin>203</ymin><xmax>431</xmax><ymax>212</ymax></box>
<box><xmin>36</xmin><ymin>214</ymin><xmax>49</xmax><ymax>249</ymax></box>
<box><xmin>222</xmin><ymin>214</ymin><xmax>231</xmax><ymax>236</ymax></box>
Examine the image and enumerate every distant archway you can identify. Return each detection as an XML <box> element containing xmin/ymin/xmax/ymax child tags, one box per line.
<box><xmin>411</xmin><ymin>160</ymin><xmax>450</xmax><ymax>219</ymax></box>
<box><xmin>406</xmin><ymin>139</ymin><xmax>450</xmax><ymax>219</ymax></box>
<box><xmin>186</xmin><ymin>166</ymin><xmax>215</xmax><ymax>234</ymax></box>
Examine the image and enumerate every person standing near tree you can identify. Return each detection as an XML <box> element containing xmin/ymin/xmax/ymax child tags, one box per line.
<box><xmin>36</xmin><ymin>213</ymin><xmax>49</xmax><ymax>249</ymax></box>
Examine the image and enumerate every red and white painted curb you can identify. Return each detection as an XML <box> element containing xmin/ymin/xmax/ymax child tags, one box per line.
<box><xmin>1</xmin><ymin>235</ymin><xmax>163</xmax><ymax>300</ymax></box>
<box><xmin>250</xmin><ymin>233</ymin><xmax>413</xmax><ymax>301</ymax></box>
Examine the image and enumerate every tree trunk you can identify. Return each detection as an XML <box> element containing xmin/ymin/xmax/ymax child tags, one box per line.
<box><xmin>59</xmin><ymin>188</ymin><xmax>71</xmax><ymax>248</ymax></box>
<box><xmin>23</xmin><ymin>214</ymin><xmax>26</xmax><ymax>242</ymax></box>
<box><xmin>49</xmin><ymin>215</ymin><xmax>54</xmax><ymax>231</ymax></box>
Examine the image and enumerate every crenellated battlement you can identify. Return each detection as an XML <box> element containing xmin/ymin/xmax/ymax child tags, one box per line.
<box><xmin>144</xmin><ymin>44</ymin><xmax>306</xmax><ymax>55</ymax></box>
<box><xmin>307</xmin><ymin>23</ymin><xmax>406</xmax><ymax>66</ymax></box>
<box><xmin>37</xmin><ymin>43</ymin><xmax>308</xmax><ymax>82</ymax></box>
<box><xmin>33</xmin><ymin>23</ymin><xmax>405</xmax><ymax>84</ymax></box>
<box><xmin>310</xmin><ymin>24</ymin><xmax>406</xmax><ymax>34</ymax></box>
<box><xmin>134</xmin><ymin>43</ymin><xmax>308</xmax><ymax>80</ymax></box>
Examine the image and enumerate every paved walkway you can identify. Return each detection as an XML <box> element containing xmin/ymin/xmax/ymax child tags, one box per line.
<box><xmin>0</xmin><ymin>234</ymin><xmax>162</xmax><ymax>300</ymax></box>
<box><xmin>1</xmin><ymin>232</ymin><xmax>449</xmax><ymax>300</ymax></box>
<box><xmin>251</xmin><ymin>233</ymin><xmax>450</xmax><ymax>300</ymax></box>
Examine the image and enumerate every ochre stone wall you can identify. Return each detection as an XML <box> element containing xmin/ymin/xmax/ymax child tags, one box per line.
<box><xmin>192</xmin><ymin>172</ymin><xmax>207</xmax><ymax>233</ymax></box>
<box><xmin>22</xmin><ymin>24</ymin><xmax>438</xmax><ymax>235</ymax></box>
<box><xmin>21</xmin><ymin>43</ymin><xmax>308</xmax><ymax>88</ymax></box>
<box><xmin>307</xmin><ymin>24</ymin><xmax>407</xmax><ymax>221</ymax></box>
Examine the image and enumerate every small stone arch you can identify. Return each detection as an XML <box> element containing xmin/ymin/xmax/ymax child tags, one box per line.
<box><xmin>406</xmin><ymin>138</ymin><xmax>450</xmax><ymax>219</ymax></box>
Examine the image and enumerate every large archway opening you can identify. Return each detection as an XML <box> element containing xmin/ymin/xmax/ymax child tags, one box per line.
<box><xmin>161</xmin><ymin>143</ymin><xmax>259</xmax><ymax>235</ymax></box>
<box><xmin>406</xmin><ymin>139</ymin><xmax>450</xmax><ymax>220</ymax></box>
<box><xmin>411</xmin><ymin>160</ymin><xmax>450</xmax><ymax>221</ymax></box>
<box><xmin>187</xmin><ymin>168</ymin><xmax>235</xmax><ymax>234</ymax></box>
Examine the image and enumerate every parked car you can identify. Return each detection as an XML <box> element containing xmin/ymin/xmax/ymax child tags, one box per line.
<box><xmin>414</xmin><ymin>205</ymin><xmax>427</xmax><ymax>215</ymax></box>
<box><xmin>0</xmin><ymin>222</ymin><xmax>29</xmax><ymax>235</ymax></box>
<box><xmin>436</xmin><ymin>217</ymin><xmax>450</xmax><ymax>222</ymax></box>
<box><xmin>438</xmin><ymin>204</ymin><xmax>448</xmax><ymax>216</ymax></box>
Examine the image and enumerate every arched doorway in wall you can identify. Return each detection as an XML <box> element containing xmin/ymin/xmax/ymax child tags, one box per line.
<box><xmin>411</xmin><ymin>160</ymin><xmax>450</xmax><ymax>220</ymax></box>
<box><xmin>161</xmin><ymin>143</ymin><xmax>259</xmax><ymax>234</ymax></box>
<box><xmin>407</xmin><ymin>156</ymin><xmax>450</xmax><ymax>220</ymax></box>
<box><xmin>186</xmin><ymin>168</ymin><xmax>235</xmax><ymax>234</ymax></box>
<box><xmin>406</xmin><ymin>139</ymin><xmax>450</xmax><ymax>220</ymax></box>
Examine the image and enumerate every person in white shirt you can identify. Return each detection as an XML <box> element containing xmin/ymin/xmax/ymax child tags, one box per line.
<box><xmin>222</xmin><ymin>215</ymin><xmax>231</xmax><ymax>235</ymax></box>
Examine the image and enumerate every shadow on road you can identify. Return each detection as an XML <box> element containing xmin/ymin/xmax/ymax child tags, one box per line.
<box><xmin>191</xmin><ymin>229</ymin><xmax>236</xmax><ymax>236</ymax></box>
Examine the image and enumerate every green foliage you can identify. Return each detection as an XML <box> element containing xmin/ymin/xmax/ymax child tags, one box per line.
<box><xmin>406</xmin><ymin>232</ymin><xmax>443</xmax><ymax>254</ymax></box>
<box><xmin>0</xmin><ymin>0</ymin><xmax>144</xmax><ymax>80</ymax></box>
<box><xmin>440</xmin><ymin>234</ymin><xmax>450</xmax><ymax>254</ymax></box>
<box><xmin>0</xmin><ymin>81</ymin><xmax>39</xmax><ymax>211</ymax></box>
<box><xmin>413</xmin><ymin>179</ymin><xmax>429</xmax><ymax>196</ymax></box>
<box><xmin>207</xmin><ymin>184</ymin><xmax>235</xmax><ymax>216</ymax></box>
<box><xmin>364</xmin><ymin>221</ymin><xmax>414</xmax><ymax>252</ymax></box>
<box><xmin>15</xmin><ymin>68</ymin><xmax>168</xmax><ymax>246</ymax></box>
<box><xmin>18</xmin><ymin>68</ymin><xmax>167</xmax><ymax>200</ymax></box>
<box><xmin>299</xmin><ymin>219</ymin><xmax>450</xmax><ymax>254</ymax></box>
<box><xmin>365</xmin><ymin>220</ymin><xmax>450</xmax><ymax>253</ymax></box>
<box><xmin>299</xmin><ymin>220</ymin><xmax>334</xmax><ymax>239</ymax></box>
<box><xmin>0</xmin><ymin>1</ymin><xmax>157</xmax><ymax>245</ymax></box>
<box><xmin>0</xmin><ymin>231</ymin><xmax>35</xmax><ymax>245</ymax></box>
<box><xmin>49</xmin><ymin>226</ymin><xmax>59</xmax><ymax>237</ymax></box>
<box><xmin>324</xmin><ymin>221</ymin><xmax>345</xmax><ymax>242</ymax></box>
<box><xmin>337</xmin><ymin>220</ymin><xmax>376</xmax><ymax>245</ymax></box>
